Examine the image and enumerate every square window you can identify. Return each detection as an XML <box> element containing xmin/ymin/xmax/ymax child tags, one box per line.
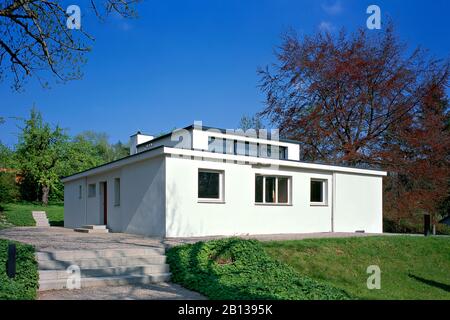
<box><xmin>198</xmin><ymin>170</ymin><xmax>223</xmax><ymax>201</ymax></box>
<box><xmin>88</xmin><ymin>184</ymin><xmax>96</xmax><ymax>198</ymax></box>
<box><xmin>310</xmin><ymin>179</ymin><xmax>327</xmax><ymax>205</ymax></box>
<box><xmin>255</xmin><ymin>175</ymin><xmax>291</xmax><ymax>205</ymax></box>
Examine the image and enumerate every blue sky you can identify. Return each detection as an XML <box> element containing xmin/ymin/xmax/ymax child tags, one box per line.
<box><xmin>1</xmin><ymin>0</ymin><xmax>449</xmax><ymax>147</ymax></box>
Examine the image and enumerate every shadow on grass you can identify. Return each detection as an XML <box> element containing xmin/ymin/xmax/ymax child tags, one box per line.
<box><xmin>49</xmin><ymin>221</ymin><xmax>64</xmax><ymax>227</ymax></box>
<box><xmin>409</xmin><ymin>274</ymin><xmax>450</xmax><ymax>292</ymax></box>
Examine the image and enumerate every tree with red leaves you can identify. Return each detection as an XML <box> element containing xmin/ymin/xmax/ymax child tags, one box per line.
<box><xmin>259</xmin><ymin>25</ymin><xmax>449</xmax><ymax>231</ymax></box>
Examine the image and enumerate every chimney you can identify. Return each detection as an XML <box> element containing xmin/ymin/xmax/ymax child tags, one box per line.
<box><xmin>129</xmin><ymin>131</ymin><xmax>154</xmax><ymax>155</ymax></box>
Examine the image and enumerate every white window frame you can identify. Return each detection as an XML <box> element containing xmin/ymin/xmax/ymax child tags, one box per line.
<box><xmin>255</xmin><ymin>175</ymin><xmax>292</xmax><ymax>205</ymax></box>
<box><xmin>197</xmin><ymin>169</ymin><xmax>225</xmax><ymax>203</ymax></box>
<box><xmin>310</xmin><ymin>178</ymin><xmax>328</xmax><ymax>206</ymax></box>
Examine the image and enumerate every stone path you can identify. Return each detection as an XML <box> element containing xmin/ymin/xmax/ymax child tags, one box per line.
<box><xmin>38</xmin><ymin>282</ymin><xmax>206</xmax><ymax>300</ymax></box>
<box><xmin>0</xmin><ymin>227</ymin><xmax>165</xmax><ymax>251</ymax></box>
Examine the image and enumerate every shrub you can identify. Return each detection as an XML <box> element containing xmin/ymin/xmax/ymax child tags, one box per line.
<box><xmin>0</xmin><ymin>172</ymin><xmax>19</xmax><ymax>204</ymax></box>
<box><xmin>0</xmin><ymin>240</ymin><xmax>39</xmax><ymax>300</ymax></box>
<box><xmin>167</xmin><ymin>238</ymin><xmax>350</xmax><ymax>300</ymax></box>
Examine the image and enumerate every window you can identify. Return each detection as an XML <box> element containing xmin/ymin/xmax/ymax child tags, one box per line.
<box><xmin>255</xmin><ymin>175</ymin><xmax>291</xmax><ymax>205</ymax></box>
<box><xmin>198</xmin><ymin>170</ymin><xmax>224</xmax><ymax>202</ymax></box>
<box><xmin>114</xmin><ymin>178</ymin><xmax>120</xmax><ymax>206</ymax></box>
<box><xmin>78</xmin><ymin>185</ymin><xmax>82</xmax><ymax>199</ymax></box>
<box><xmin>88</xmin><ymin>184</ymin><xmax>96</xmax><ymax>198</ymax></box>
<box><xmin>234</xmin><ymin>140</ymin><xmax>246</xmax><ymax>155</ymax></box>
<box><xmin>310</xmin><ymin>179</ymin><xmax>327</xmax><ymax>205</ymax></box>
<box><xmin>279</xmin><ymin>146</ymin><xmax>287</xmax><ymax>160</ymax></box>
<box><xmin>208</xmin><ymin>136</ymin><xmax>224</xmax><ymax>153</ymax></box>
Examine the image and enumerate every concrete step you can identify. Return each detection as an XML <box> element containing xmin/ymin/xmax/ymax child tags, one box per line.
<box><xmin>38</xmin><ymin>255</ymin><xmax>167</xmax><ymax>270</ymax></box>
<box><xmin>38</xmin><ymin>273</ymin><xmax>171</xmax><ymax>291</ymax></box>
<box><xmin>36</xmin><ymin>248</ymin><xmax>165</xmax><ymax>261</ymax></box>
<box><xmin>82</xmin><ymin>225</ymin><xmax>107</xmax><ymax>230</ymax></box>
<box><xmin>39</xmin><ymin>264</ymin><xmax>170</xmax><ymax>280</ymax></box>
<box><xmin>74</xmin><ymin>228</ymin><xmax>109</xmax><ymax>234</ymax></box>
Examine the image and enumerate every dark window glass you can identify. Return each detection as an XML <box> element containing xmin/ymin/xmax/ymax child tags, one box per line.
<box><xmin>245</xmin><ymin>141</ymin><xmax>250</xmax><ymax>156</ymax></box>
<box><xmin>198</xmin><ymin>171</ymin><xmax>220</xmax><ymax>199</ymax></box>
<box><xmin>255</xmin><ymin>176</ymin><xmax>263</xmax><ymax>203</ymax></box>
<box><xmin>310</xmin><ymin>180</ymin><xmax>324</xmax><ymax>203</ymax></box>
<box><xmin>278</xmin><ymin>177</ymin><xmax>289</xmax><ymax>203</ymax></box>
<box><xmin>279</xmin><ymin>146</ymin><xmax>287</xmax><ymax>160</ymax></box>
<box><xmin>265</xmin><ymin>177</ymin><xmax>276</xmax><ymax>203</ymax></box>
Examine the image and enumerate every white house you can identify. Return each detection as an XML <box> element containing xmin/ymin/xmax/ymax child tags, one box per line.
<box><xmin>62</xmin><ymin>123</ymin><xmax>386</xmax><ymax>237</ymax></box>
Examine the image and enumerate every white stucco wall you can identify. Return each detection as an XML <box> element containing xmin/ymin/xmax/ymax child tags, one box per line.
<box><xmin>165</xmin><ymin>156</ymin><xmax>333</xmax><ymax>237</ymax></box>
<box><xmin>64</xmin><ymin>178</ymin><xmax>86</xmax><ymax>228</ymax></box>
<box><xmin>64</xmin><ymin>155</ymin><xmax>166</xmax><ymax>236</ymax></box>
<box><xmin>333</xmin><ymin>173</ymin><xmax>383</xmax><ymax>233</ymax></box>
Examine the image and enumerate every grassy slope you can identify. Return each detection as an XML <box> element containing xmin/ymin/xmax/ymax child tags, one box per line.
<box><xmin>1</xmin><ymin>203</ymin><xmax>64</xmax><ymax>227</ymax></box>
<box><xmin>0</xmin><ymin>239</ymin><xmax>39</xmax><ymax>300</ymax></box>
<box><xmin>167</xmin><ymin>238</ymin><xmax>349</xmax><ymax>300</ymax></box>
<box><xmin>263</xmin><ymin>236</ymin><xmax>450</xmax><ymax>300</ymax></box>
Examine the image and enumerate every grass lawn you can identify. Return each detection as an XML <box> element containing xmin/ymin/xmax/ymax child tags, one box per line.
<box><xmin>167</xmin><ymin>238</ymin><xmax>349</xmax><ymax>300</ymax></box>
<box><xmin>263</xmin><ymin>236</ymin><xmax>450</xmax><ymax>300</ymax></box>
<box><xmin>0</xmin><ymin>202</ymin><xmax>64</xmax><ymax>227</ymax></box>
<box><xmin>0</xmin><ymin>239</ymin><xmax>39</xmax><ymax>299</ymax></box>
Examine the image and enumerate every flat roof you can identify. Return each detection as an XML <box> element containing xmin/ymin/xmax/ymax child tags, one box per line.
<box><xmin>61</xmin><ymin>145</ymin><xmax>387</xmax><ymax>183</ymax></box>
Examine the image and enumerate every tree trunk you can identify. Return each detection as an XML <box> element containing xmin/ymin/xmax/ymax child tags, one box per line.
<box><xmin>42</xmin><ymin>185</ymin><xmax>49</xmax><ymax>206</ymax></box>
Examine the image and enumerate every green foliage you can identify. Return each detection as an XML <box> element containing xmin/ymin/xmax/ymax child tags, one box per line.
<box><xmin>0</xmin><ymin>142</ymin><xmax>16</xmax><ymax>168</ymax></box>
<box><xmin>0</xmin><ymin>172</ymin><xmax>19</xmax><ymax>204</ymax></box>
<box><xmin>12</xmin><ymin>108</ymin><xmax>130</xmax><ymax>204</ymax></box>
<box><xmin>167</xmin><ymin>238</ymin><xmax>349</xmax><ymax>300</ymax></box>
<box><xmin>0</xmin><ymin>239</ymin><xmax>39</xmax><ymax>300</ymax></box>
<box><xmin>263</xmin><ymin>236</ymin><xmax>450</xmax><ymax>300</ymax></box>
<box><xmin>16</xmin><ymin>108</ymin><xmax>68</xmax><ymax>204</ymax></box>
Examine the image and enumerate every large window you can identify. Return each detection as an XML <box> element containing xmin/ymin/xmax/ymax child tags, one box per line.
<box><xmin>198</xmin><ymin>170</ymin><xmax>224</xmax><ymax>202</ymax></box>
<box><xmin>310</xmin><ymin>179</ymin><xmax>327</xmax><ymax>205</ymax></box>
<box><xmin>255</xmin><ymin>175</ymin><xmax>291</xmax><ymax>205</ymax></box>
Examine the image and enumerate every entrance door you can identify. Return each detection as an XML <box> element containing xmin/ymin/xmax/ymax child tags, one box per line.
<box><xmin>101</xmin><ymin>181</ymin><xmax>107</xmax><ymax>225</ymax></box>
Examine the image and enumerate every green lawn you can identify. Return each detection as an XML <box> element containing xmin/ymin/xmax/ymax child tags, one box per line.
<box><xmin>0</xmin><ymin>239</ymin><xmax>39</xmax><ymax>299</ymax></box>
<box><xmin>0</xmin><ymin>202</ymin><xmax>64</xmax><ymax>227</ymax></box>
<box><xmin>263</xmin><ymin>236</ymin><xmax>450</xmax><ymax>300</ymax></box>
<box><xmin>167</xmin><ymin>238</ymin><xmax>349</xmax><ymax>300</ymax></box>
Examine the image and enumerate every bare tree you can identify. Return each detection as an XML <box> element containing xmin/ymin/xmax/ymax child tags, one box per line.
<box><xmin>0</xmin><ymin>0</ymin><xmax>141</xmax><ymax>90</ymax></box>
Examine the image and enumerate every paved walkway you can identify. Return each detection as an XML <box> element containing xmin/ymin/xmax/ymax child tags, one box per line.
<box><xmin>38</xmin><ymin>283</ymin><xmax>206</xmax><ymax>300</ymax></box>
<box><xmin>0</xmin><ymin>227</ymin><xmax>165</xmax><ymax>252</ymax></box>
